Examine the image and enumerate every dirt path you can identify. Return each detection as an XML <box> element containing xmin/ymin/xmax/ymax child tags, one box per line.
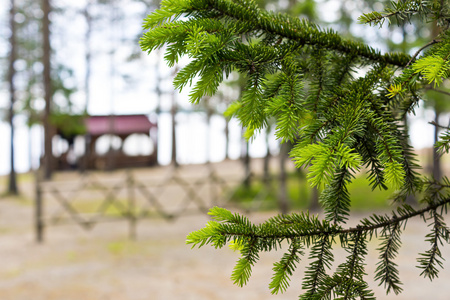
<box><xmin>0</xmin><ymin>161</ymin><xmax>449</xmax><ymax>299</ymax></box>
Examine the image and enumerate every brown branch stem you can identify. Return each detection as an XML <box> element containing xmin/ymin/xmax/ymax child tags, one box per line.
<box><xmin>405</xmin><ymin>39</ymin><xmax>441</xmax><ymax>67</ymax></box>
<box><xmin>429</xmin><ymin>120</ymin><xmax>449</xmax><ymax>130</ymax></box>
<box><xmin>221</xmin><ymin>197</ymin><xmax>450</xmax><ymax>241</ymax></box>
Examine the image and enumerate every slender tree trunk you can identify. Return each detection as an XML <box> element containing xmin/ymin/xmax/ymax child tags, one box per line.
<box><xmin>151</xmin><ymin>49</ymin><xmax>163</xmax><ymax>167</ymax></box>
<box><xmin>433</xmin><ymin>109</ymin><xmax>442</xmax><ymax>180</ymax></box>
<box><xmin>81</xmin><ymin>0</ymin><xmax>93</xmax><ymax>172</ymax></box>
<box><xmin>224</xmin><ymin>117</ymin><xmax>229</xmax><ymax>160</ymax></box>
<box><xmin>26</xmin><ymin>27</ymin><xmax>36</xmax><ymax>172</ymax></box>
<box><xmin>106</xmin><ymin>2</ymin><xmax>117</xmax><ymax>171</ymax></box>
<box><xmin>155</xmin><ymin>50</ymin><xmax>162</xmax><ymax>115</ymax></box>
<box><xmin>242</xmin><ymin>136</ymin><xmax>251</xmax><ymax>187</ymax></box>
<box><xmin>42</xmin><ymin>0</ymin><xmax>53</xmax><ymax>179</ymax></box>
<box><xmin>277</xmin><ymin>0</ymin><xmax>297</xmax><ymax>213</ymax></box>
<box><xmin>431</xmin><ymin>21</ymin><xmax>442</xmax><ymax>181</ymax></box>
<box><xmin>278</xmin><ymin>142</ymin><xmax>289</xmax><ymax>214</ymax></box>
<box><xmin>84</xmin><ymin>0</ymin><xmax>92</xmax><ymax>113</ymax></box>
<box><xmin>205</xmin><ymin>104</ymin><xmax>212</xmax><ymax>164</ymax></box>
<box><xmin>403</xmin><ymin>108</ymin><xmax>417</xmax><ymax>205</ymax></box>
<box><xmin>171</xmin><ymin>85</ymin><xmax>178</xmax><ymax>168</ymax></box>
<box><xmin>8</xmin><ymin>0</ymin><xmax>18</xmax><ymax>195</ymax></box>
<box><xmin>309</xmin><ymin>186</ymin><xmax>320</xmax><ymax>211</ymax></box>
<box><xmin>263</xmin><ymin>126</ymin><xmax>271</xmax><ymax>184</ymax></box>
<box><xmin>28</xmin><ymin>126</ymin><xmax>33</xmax><ymax>171</ymax></box>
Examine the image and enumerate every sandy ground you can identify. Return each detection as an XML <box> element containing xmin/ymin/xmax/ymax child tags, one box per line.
<box><xmin>1</xmin><ymin>160</ymin><xmax>450</xmax><ymax>300</ymax></box>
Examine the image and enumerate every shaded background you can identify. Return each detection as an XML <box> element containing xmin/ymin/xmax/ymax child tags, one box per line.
<box><xmin>0</xmin><ymin>0</ymin><xmax>445</xmax><ymax>175</ymax></box>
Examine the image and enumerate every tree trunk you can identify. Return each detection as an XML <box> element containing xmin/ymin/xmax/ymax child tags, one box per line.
<box><xmin>224</xmin><ymin>118</ymin><xmax>229</xmax><ymax>160</ymax></box>
<box><xmin>205</xmin><ymin>104</ymin><xmax>212</xmax><ymax>164</ymax></box>
<box><xmin>403</xmin><ymin>106</ymin><xmax>417</xmax><ymax>205</ymax></box>
<box><xmin>263</xmin><ymin>126</ymin><xmax>271</xmax><ymax>184</ymax></box>
<box><xmin>433</xmin><ymin>109</ymin><xmax>442</xmax><ymax>180</ymax></box>
<box><xmin>83</xmin><ymin>0</ymin><xmax>92</xmax><ymax>113</ymax></box>
<box><xmin>278</xmin><ymin>143</ymin><xmax>289</xmax><ymax>214</ymax></box>
<box><xmin>80</xmin><ymin>0</ymin><xmax>93</xmax><ymax>173</ymax></box>
<box><xmin>171</xmin><ymin>88</ymin><xmax>178</xmax><ymax>168</ymax></box>
<box><xmin>42</xmin><ymin>0</ymin><xmax>53</xmax><ymax>179</ymax></box>
<box><xmin>8</xmin><ymin>0</ymin><xmax>18</xmax><ymax>195</ymax></box>
<box><xmin>431</xmin><ymin>21</ymin><xmax>442</xmax><ymax>181</ymax></box>
<box><xmin>309</xmin><ymin>186</ymin><xmax>320</xmax><ymax>211</ymax></box>
<box><xmin>242</xmin><ymin>137</ymin><xmax>251</xmax><ymax>187</ymax></box>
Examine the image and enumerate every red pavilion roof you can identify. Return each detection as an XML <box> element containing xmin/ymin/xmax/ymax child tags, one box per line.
<box><xmin>85</xmin><ymin>115</ymin><xmax>156</xmax><ymax>136</ymax></box>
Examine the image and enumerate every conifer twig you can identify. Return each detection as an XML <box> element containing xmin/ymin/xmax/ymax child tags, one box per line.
<box><xmin>429</xmin><ymin>120</ymin><xmax>449</xmax><ymax>130</ymax></box>
<box><xmin>405</xmin><ymin>39</ymin><xmax>441</xmax><ymax>67</ymax></box>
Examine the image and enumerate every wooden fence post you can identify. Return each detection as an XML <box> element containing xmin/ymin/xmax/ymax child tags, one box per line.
<box><xmin>35</xmin><ymin>169</ymin><xmax>44</xmax><ymax>243</ymax></box>
<box><xmin>127</xmin><ymin>170</ymin><xmax>136</xmax><ymax>240</ymax></box>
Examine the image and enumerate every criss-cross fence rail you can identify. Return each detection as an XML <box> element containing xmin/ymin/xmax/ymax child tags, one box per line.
<box><xmin>34</xmin><ymin>162</ymin><xmax>272</xmax><ymax>242</ymax></box>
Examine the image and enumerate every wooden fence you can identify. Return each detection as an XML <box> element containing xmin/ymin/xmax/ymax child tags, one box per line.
<box><xmin>34</xmin><ymin>163</ymin><xmax>269</xmax><ymax>242</ymax></box>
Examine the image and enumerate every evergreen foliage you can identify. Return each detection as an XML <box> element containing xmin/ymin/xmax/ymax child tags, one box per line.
<box><xmin>141</xmin><ymin>0</ymin><xmax>450</xmax><ymax>298</ymax></box>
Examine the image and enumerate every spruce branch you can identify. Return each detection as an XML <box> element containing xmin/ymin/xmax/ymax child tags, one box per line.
<box><xmin>231</xmin><ymin>237</ymin><xmax>260</xmax><ymax>286</ymax></box>
<box><xmin>358</xmin><ymin>0</ymin><xmax>433</xmax><ymax>27</ymax></box>
<box><xmin>188</xmin><ymin>197</ymin><xmax>450</xmax><ymax>250</ymax></box>
<box><xmin>417</xmin><ymin>209</ymin><xmax>448</xmax><ymax>280</ymax></box>
<box><xmin>358</xmin><ymin>9</ymin><xmax>419</xmax><ymax>27</ymax></box>
<box><xmin>269</xmin><ymin>240</ymin><xmax>303</xmax><ymax>294</ymax></box>
<box><xmin>141</xmin><ymin>0</ymin><xmax>412</xmax><ymax>67</ymax></box>
<box><xmin>143</xmin><ymin>0</ymin><xmax>450</xmax><ymax>297</ymax></box>
<box><xmin>320</xmin><ymin>167</ymin><xmax>353</xmax><ymax>225</ymax></box>
<box><xmin>186</xmin><ymin>197</ymin><xmax>450</xmax><ymax>297</ymax></box>
<box><xmin>301</xmin><ymin>235</ymin><xmax>334</xmax><ymax>298</ymax></box>
<box><xmin>374</xmin><ymin>220</ymin><xmax>403</xmax><ymax>294</ymax></box>
<box><xmin>341</xmin><ymin>231</ymin><xmax>370</xmax><ymax>299</ymax></box>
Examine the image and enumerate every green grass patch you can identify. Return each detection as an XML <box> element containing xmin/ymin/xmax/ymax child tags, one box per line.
<box><xmin>229</xmin><ymin>172</ymin><xmax>395</xmax><ymax>212</ymax></box>
<box><xmin>0</xmin><ymin>172</ymin><xmax>35</xmax><ymax>186</ymax></box>
<box><xmin>347</xmin><ymin>177</ymin><xmax>393</xmax><ymax>211</ymax></box>
<box><xmin>107</xmin><ymin>240</ymin><xmax>143</xmax><ymax>256</ymax></box>
<box><xmin>69</xmin><ymin>198</ymin><xmax>144</xmax><ymax>217</ymax></box>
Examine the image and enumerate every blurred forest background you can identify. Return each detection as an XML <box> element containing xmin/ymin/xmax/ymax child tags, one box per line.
<box><xmin>0</xmin><ymin>0</ymin><xmax>449</xmax><ymax>205</ymax></box>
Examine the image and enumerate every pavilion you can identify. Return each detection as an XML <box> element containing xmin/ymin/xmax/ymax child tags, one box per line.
<box><xmin>55</xmin><ymin>114</ymin><xmax>158</xmax><ymax>170</ymax></box>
